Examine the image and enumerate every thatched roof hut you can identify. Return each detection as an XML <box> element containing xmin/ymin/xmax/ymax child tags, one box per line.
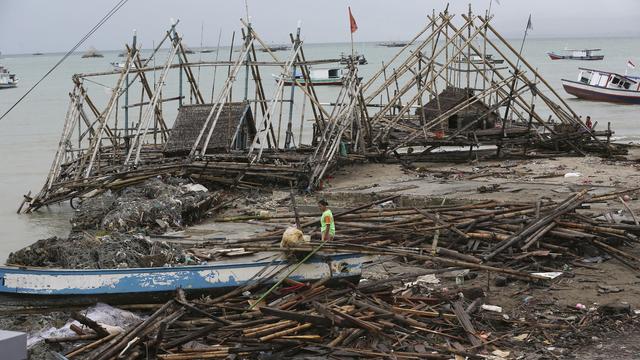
<box><xmin>416</xmin><ymin>87</ymin><xmax>498</xmax><ymax>131</ymax></box>
<box><xmin>163</xmin><ymin>102</ymin><xmax>256</xmax><ymax>156</ymax></box>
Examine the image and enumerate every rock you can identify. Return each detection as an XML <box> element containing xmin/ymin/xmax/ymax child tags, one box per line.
<box><xmin>494</xmin><ymin>275</ymin><xmax>508</xmax><ymax>287</ymax></box>
<box><xmin>599</xmin><ymin>302</ymin><xmax>631</xmax><ymax>316</ymax></box>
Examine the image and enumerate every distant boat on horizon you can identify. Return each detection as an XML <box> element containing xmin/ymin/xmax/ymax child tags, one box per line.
<box><xmin>379</xmin><ymin>41</ymin><xmax>409</xmax><ymax>48</ymax></box>
<box><xmin>562</xmin><ymin>68</ymin><xmax>640</xmax><ymax>104</ymax></box>
<box><xmin>82</xmin><ymin>47</ymin><xmax>104</xmax><ymax>58</ymax></box>
<box><xmin>548</xmin><ymin>48</ymin><xmax>604</xmax><ymax>61</ymax></box>
<box><xmin>32</xmin><ymin>52</ymin><xmax>44</xmax><ymax>56</ymax></box>
<box><xmin>260</xmin><ymin>44</ymin><xmax>290</xmax><ymax>53</ymax></box>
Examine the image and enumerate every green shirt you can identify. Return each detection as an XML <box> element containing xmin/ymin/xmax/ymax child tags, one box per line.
<box><xmin>320</xmin><ymin>209</ymin><xmax>335</xmax><ymax>237</ymax></box>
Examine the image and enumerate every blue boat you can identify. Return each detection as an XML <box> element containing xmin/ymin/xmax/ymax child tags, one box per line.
<box><xmin>0</xmin><ymin>252</ymin><xmax>366</xmax><ymax>304</ymax></box>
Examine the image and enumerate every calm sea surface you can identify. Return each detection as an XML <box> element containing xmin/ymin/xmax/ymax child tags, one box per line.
<box><xmin>1</xmin><ymin>37</ymin><xmax>639</xmax><ymax>263</ymax></box>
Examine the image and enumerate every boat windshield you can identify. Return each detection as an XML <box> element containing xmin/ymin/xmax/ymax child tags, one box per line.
<box><xmin>578</xmin><ymin>70</ymin><xmax>592</xmax><ymax>84</ymax></box>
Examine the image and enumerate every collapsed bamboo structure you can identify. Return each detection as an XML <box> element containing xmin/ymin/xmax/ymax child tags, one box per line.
<box><xmin>22</xmin><ymin>7</ymin><xmax>618</xmax><ymax>212</ymax></box>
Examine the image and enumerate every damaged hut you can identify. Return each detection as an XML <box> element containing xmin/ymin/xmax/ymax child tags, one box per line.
<box><xmin>163</xmin><ymin>102</ymin><xmax>256</xmax><ymax>156</ymax></box>
<box><xmin>415</xmin><ymin>86</ymin><xmax>498</xmax><ymax>132</ymax></box>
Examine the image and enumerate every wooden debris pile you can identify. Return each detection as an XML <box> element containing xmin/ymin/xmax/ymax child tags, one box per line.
<box><xmin>30</xmin><ymin>189</ymin><xmax>640</xmax><ymax>358</ymax></box>
<box><xmin>50</xmin><ymin>272</ymin><xmax>637</xmax><ymax>359</ymax></box>
<box><xmin>218</xmin><ymin>188</ymin><xmax>640</xmax><ymax>279</ymax></box>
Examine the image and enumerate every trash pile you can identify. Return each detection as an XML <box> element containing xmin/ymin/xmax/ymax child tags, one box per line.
<box><xmin>72</xmin><ymin>176</ymin><xmax>221</xmax><ymax>234</ymax></box>
<box><xmin>6</xmin><ymin>232</ymin><xmax>188</xmax><ymax>269</ymax></box>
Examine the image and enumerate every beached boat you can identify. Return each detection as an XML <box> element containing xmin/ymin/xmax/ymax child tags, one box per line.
<box><xmin>562</xmin><ymin>68</ymin><xmax>640</xmax><ymax>104</ymax></box>
<box><xmin>279</xmin><ymin>68</ymin><xmax>351</xmax><ymax>86</ymax></box>
<box><xmin>0</xmin><ymin>65</ymin><xmax>18</xmax><ymax>89</ymax></box>
<box><xmin>0</xmin><ymin>251</ymin><xmax>366</xmax><ymax>300</ymax></box>
<box><xmin>547</xmin><ymin>48</ymin><xmax>604</xmax><ymax>61</ymax></box>
<box><xmin>82</xmin><ymin>47</ymin><xmax>104</xmax><ymax>58</ymax></box>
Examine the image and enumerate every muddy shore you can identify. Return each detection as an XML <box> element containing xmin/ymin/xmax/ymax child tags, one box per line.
<box><xmin>5</xmin><ymin>147</ymin><xmax>640</xmax><ymax>359</ymax></box>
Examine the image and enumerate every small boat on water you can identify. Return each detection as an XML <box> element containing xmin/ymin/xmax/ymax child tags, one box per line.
<box><xmin>562</xmin><ymin>68</ymin><xmax>640</xmax><ymax>104</ymax></box>
<box><xmin>547</xmin><ymin>48</ymin><xmax>604</xmax><ymax>61</ymax></box>
<box><xmin>0</xmin><ymin>65</ymin><xmax>18</xmax><ymax>89</ymax></box>
<box><xmin>278</xmin><ymin>68</ymin><xmax>350</xmax><ymax>86</ymax></box>
<box><xmin>111</xmin><ymin>59</ymin><xmax>148</xmax><ymax>70</ymax></box>
<box><xmin>340</xmin><ymin>53</ymin><xmax>367</xmax><ymax>65</ymax></box>
<box><xmin>456</xmin><ymin>54</ymin><xmax>504</xmax><ymax>65</ymax></box>
<box><xmin>0</xmin><ymin>251</ymin><xmax>366</xmax><ymax>302</ymax></box>
<box><xmin>82</xmin><ymin>47</ymin><xmax>104</xmax><ymax>58</ymax></box>
<box><xmin>32</xmin><ymin>52</ymin><xmax>44</xmax><ymax>56</ymax></box>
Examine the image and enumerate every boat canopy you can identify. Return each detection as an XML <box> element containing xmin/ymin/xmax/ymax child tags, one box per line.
<box><xmin>578</xmin><ymin>68</ymin><xmax>637</xmax><ymax>90</ymax></box>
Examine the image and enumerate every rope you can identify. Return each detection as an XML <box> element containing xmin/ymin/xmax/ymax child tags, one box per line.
<box><xmin>0</xmin><ymin>0</ymin><xmax>129</xmax><ymax>122</ymax></box>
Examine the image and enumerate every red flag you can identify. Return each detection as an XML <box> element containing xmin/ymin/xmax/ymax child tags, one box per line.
<box><xmin>349</xmin><ymin>6</ymin><xmax>358</xmax><ymax>33</ymax></box>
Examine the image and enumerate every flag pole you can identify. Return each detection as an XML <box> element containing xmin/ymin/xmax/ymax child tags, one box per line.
<box><xmin>515</xmin><ymin>14</ymin><xmax>532</xmax><ymax>71</ymax></box>
<box><xmin>348</xmin><ymin>6</ymin><xmax>358</xmax><ymax>60</ymax></box>
<box><xmin>349</xmin><ymin>6</ymin><xmax>354</xmax><ymax>59</ymax></box>
<box><xmin>350</xmin><ymin>28</ymin><xmax>354</xmax><ymax>58</ymax></box>
<box><xmin>499</xmin><ymin>14</ymin><xmax>532</xmax><ymax>156</ymax></box>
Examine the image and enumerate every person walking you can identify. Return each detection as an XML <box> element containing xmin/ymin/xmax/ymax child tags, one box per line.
<box><xmin>318</xmin><ymin>199</ymin><xmax>335</xmax><ymax>241</ymax></box>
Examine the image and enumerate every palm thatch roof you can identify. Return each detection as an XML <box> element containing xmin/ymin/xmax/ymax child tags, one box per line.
<box><xmin>416</xmin><ymin>87</ymin><xmax>498</xmax><ymax>130</ymax></box>
<box><xmin>163</xmin><ymin>102</ymin><xmax>256</xmax><ymax>156</ymax></box>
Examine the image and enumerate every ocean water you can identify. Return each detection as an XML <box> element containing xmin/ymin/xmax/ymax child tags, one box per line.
<box><xmin>0</xmin><ymin>36</ymin><xmax>639</xmax><ymax>263</ymax></box>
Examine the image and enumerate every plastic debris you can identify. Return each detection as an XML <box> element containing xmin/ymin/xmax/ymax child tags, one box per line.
<box><xmin>481</xmin><ymin>304</ymin><xmax>503</xmax><ymax>313</ymax></box>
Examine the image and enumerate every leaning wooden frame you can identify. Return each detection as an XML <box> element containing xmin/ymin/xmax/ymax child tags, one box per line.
<box><xmin>358</xmin><ymin>7</ymin><xmax>615</xmax><ymax>160</ymax></box>
<box><xmin>22</xmin><ymin>19</ymin><xmax>362</xmax><ymax>212</ymax></box>
<box><xmin>21</xmin><ymin>6</ymin><xmax>621</xmax><ymax>213</ymax></box>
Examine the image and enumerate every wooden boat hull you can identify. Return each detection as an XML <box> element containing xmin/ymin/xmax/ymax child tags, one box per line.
<box><xmin>0</xmin><ymin>252</ymin><xmax>366</xmax><ymax>298</ymax></box>
<box><xmin>562</xmin><ymin>79</ymin><xmax>640</xmax><ymax>104</ymax></box>
<box><xmin>548</xmin><ymin>52</ymin><xmax>604</xmax><ymax>61</ymax></box>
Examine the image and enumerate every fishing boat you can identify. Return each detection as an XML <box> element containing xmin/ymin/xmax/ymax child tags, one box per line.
<box><xmin>279</xmin><ymin>68</ymin><xmax>350</xmax><ymax>86</ymax></box>
<box><xmin>456</xmin><ymin>54</ymin><xmax>504</xmax><ymax>65</ymax></box>
<box><xmin>0</xmin><ymin>251</ymin><xmax>366</xmax><ymax>302</ymax></box>
<box><xmin>110</xmin><ymin>59</ymin><xmax>147</xmax><ymax>70</ymax></box>
<box><xmin>339</xmin><ymin>53</ymin><xmax>367</xmax><ymax>65</ymax></box>
<box><xmin>561</xmin><ymin>68</ymin><xmax>640</xmax><ymax>104</ymax></box>
<box><xmin>0</xmin><ymin>65</ymin><xmax>18</xmax><ymax>89</ymax></box>
<box><xmin>547</xmin><ymin>48</ymin><xmax>604</xmax><ymax>61</ymax></box>
<box><xmin>82</xmin><ymin>47</ymin><xmax>104</xmax><ymax>58</ymax></box>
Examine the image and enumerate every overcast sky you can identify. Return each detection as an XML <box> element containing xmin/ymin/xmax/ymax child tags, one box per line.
<box><xmin>1</xmin><ymin>0</ymin><xmax>639</xmax><ymax>54</ymax></box>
